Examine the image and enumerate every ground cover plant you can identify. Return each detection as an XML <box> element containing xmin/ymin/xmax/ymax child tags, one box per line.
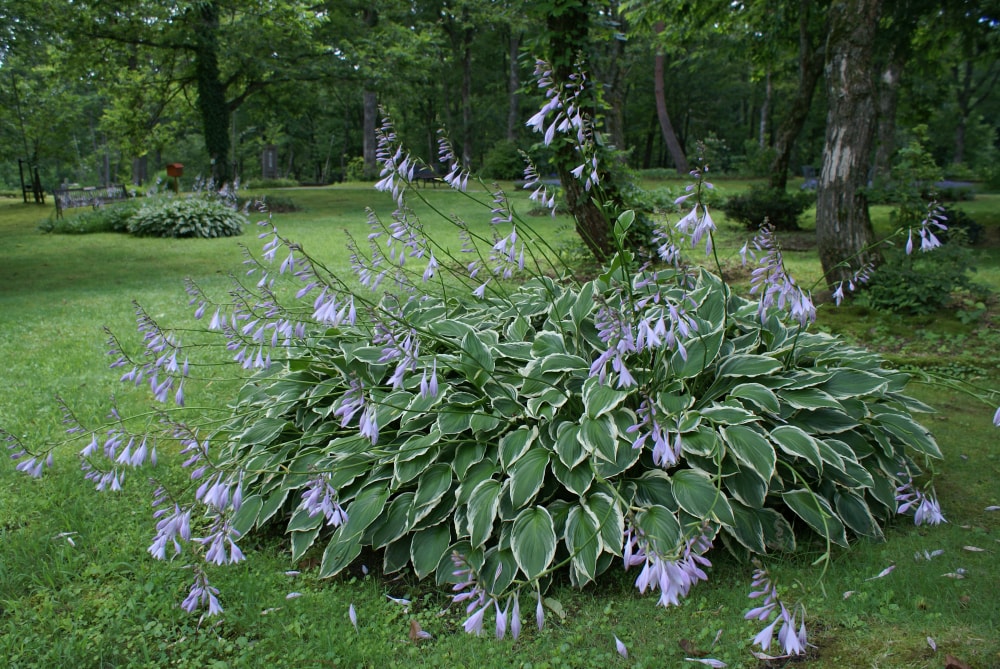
<box><xmin>2</xmin><ymin>74</ymin><xmax>1000</xmax><ymax>666</ymax></box>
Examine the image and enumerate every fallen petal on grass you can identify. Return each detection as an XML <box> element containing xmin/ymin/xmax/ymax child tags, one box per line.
<box><xmin>684</xmin><ymin>659</ymin><xmax>727</xmax><ymax>668</ymax></box>
<box><xmin>865</xmin><ymin>565</ymin><xmax>895</xmax><ymax>580</ymax></box>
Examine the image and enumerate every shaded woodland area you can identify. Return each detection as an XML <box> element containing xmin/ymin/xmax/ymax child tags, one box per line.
<box><xmin>1</xmin><ymin>0</ymin><xmax>997</xmax><ymax>190</ymax></box>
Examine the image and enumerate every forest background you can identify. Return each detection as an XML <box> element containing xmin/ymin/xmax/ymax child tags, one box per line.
<box><xmin>1</xmin><ymin>0</ymin><xmax>998</xmax><ymax>199</ymax></box>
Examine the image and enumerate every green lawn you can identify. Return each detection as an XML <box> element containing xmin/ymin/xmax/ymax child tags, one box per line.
<box><xmin>1</xmin><ymin>185</ymin><xmax>998</xmax><ymax>668</ymax></box>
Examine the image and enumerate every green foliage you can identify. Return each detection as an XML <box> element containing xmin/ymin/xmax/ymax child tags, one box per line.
<box><xmin>245</xmin><ymin>178</ymin><xmax>300</xmax><ymax>189</ymax></box>
<box><xmin>721</xmin><ymin>185</ymin><xmax>814</xmax><ymax>231</ymax></box>
<box><xmin>346</xmin><ymin>157</ymin><xmax>369</xmax><ymax>182</ymax></box>
<box><xmin>221</xmin><ymin>266</ymin><xmax>938</xmax><ymax>600</ymax></box>
<box><xmin>237</xmin><ymin>194</ymin><xmax>300</xmax><ymax>213</ymax></box>
<box><xmin>859</xmin><ymin>242</ymin><xmax>980</xmax><ymax>315</ymax></box>
<box><xmin>128</xmin><ymin>195</ymin><xmax>246</xmax><ymax>238</ymax></box>
<box><xmin>938</xmin><ymin>205</ymin><xmax>983</xmax><ymax>245</ymax></box>
<box><xmin>40</xmin><ymin>200</ymin><xmax>142</xmax><ymax>234</ymax></box>
<box><xmin>479</xmin><ymin>140</ymin><xmax>526</xmax><ymax>180</ymax></box>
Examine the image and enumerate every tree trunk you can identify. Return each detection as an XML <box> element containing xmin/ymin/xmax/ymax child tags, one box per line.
<box><xmin>953</xmin><ymin>60</ymin><xmax>972</xmax><ymax>165</ymax></box>
<box><xmin>461</xmin><ymin>17</ymin><xmax>473</xmax><ymax>167</ymax></box>
<box><xmin>361</xmin><ymin>7</ymin><xmax>379</xmax><ymax>180</ymax></box>
<box><xmin>759</xmin><ymin>71</ymin><xmax>772</xmax><ymax>150</ymax></box>
<box><xmin>815</xmin><ymin>0</ymin><xmax>881</xmax><ymax>288</ymax></box>
<box><xmin>653</xmin><ymin>22</ymin><xmax>688</xmax><ymax>174</ymax></box>
<box><xmin>192</xmin><ymin>1</ymin><xmax>230</xmax><ymax>185</ymax></box>
<box><xmin>873</xmin><ymin>51</ymin><xmax>903</xmax><ymax>180</ymax></box>
<box><xmin>362</xmin><ymin>89</ymin><xmax>378</xmax><ymax>179</ymax></box>
<box><xmin>767</xmin><ymin>0</ymin><xmax>825</xmax><ymax>190</ymax></box>
<box><xmin>596</xmin><ymin>2</ymin><xmax>628</xmax><ymax>153</ymax></box>
<box><xmin>507</xmin><ymin>31</ymin><xmax>522</xmax><ymax>142</ymax></box>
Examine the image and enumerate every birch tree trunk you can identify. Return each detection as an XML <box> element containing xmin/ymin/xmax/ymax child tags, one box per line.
<box><xmin>815</xmin><ymin>0</ymin><xmax>882</xmax><ymax>288</ymax></box>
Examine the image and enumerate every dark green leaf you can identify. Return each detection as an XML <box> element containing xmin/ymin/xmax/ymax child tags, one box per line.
<box><xmin>717</xmin><ymin>354</ymin><xmax>784</xmax><ymax>378</ymax></box>
<box><xmin>729</xmin><ymin>383</ymin><xmax>781</xmax><ymax>413</ymax></box>
<box><xmin>582</xmin><ymin>377</ymin><xmax>629</xmax><ymax>419</ymax></box>
<box><xmin>770</xmin><ymin>425</ymin><xmax>823</xmax><ymax>471</ymax></box>
<box><xmin>566</xmin><ymin>505</ymin><xmax>602</xmax><ymax>585</ymax></box>
<box><xmin>671</xmin><ymin>469</ymin><xmax>735</xmax><ymax>526</ymax></box>
<box><xmin>634</xmin><ymin>505</ymin><xmax>681</xmax><ymax>554</ymax></box>
<box><xmin>500</xmin><ymin>425</ymin><xmax>538</xmax><ymax>469</ymax></box>
<box><xmin>722</xmin><ymin>425</ymin><xmax>775</xmax><ymax>481</ymax></box>
<box><xmin>511</xmin><ymin>507</ymin><xmax>557</xmax><ymax>579</ymax></box>
<box><xmin>508</xmin><ymin>448</ymin><xmax>550</xmax><ymax>508</ymax></box>
<box><xmin>410</xmin><ymin>523</ymin><xmax>451</xmax><ymax>579</ymax></box>
<box><xmin>781</xmin><ymin>489</ymin><xmax>848</xmax><ymax>547</ymax></box>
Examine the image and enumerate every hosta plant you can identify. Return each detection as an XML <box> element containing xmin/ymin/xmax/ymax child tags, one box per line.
<box><xmin>128</xmin><ymin>191</ymin><xmax>247</xmax><ymax>238</ymax></box>
<box><xmin>8</xmin><ymin>62</ymin><xmax>993</xmax><ymax>661</ymax></box>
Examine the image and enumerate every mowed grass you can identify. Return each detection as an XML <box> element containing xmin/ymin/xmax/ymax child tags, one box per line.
<box><xmin>1</xmin><ymin>185</ymin><xmax>999</xmax><ymax>668</ymax></box>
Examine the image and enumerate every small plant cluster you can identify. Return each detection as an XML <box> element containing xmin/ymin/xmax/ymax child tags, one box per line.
<box><xmin>40</xmin><ymin>186</ymin><xmax>249</xmax><ymax>239</ymax></box>
<box><xmin>857</xmin><ymin>203</ymin><xmax>989</xmax><ymax>315</ymax></box>
<box><xmin>40</xmin><ymin>199</ymin><xmax>143</xmax><ymax>234</ymax></box>
<box><xmin>236</xmin><ymin>194</ymin><xmax>300</xmax><ymax>214</ymax></box>
<box><xmin>7</xmin><ymin>61</ymin><xmax>997</xmax><ymax>664</ymax></box>
<box><xmin>721</xmin><ymin>184</ymin><xmax>815</xmax><ymax>231</ymax></box>
<box><xmin>128</xmin><ymin>190</ymin><xmax>246</xmax><ymax>238</ymax></box>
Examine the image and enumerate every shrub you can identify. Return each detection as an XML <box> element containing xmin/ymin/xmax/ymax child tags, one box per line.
<box><xmin>731</xmin><ymin>139</ymin><xmax>775</xmax><ymax>178</ymax></box>
<box><xmin>245</xmin><ymin>177</ymin><xmax>300</xmax><ymax>189</ymax></box>
<box><xmin>480</xmin><ymin>140</ymin><xmax>526</xmax><ymax>180</ymax></box>
<box><xmin>40</xmin><ymin>200</ymin><xmax>141</xmax><ymax>234</ymax></box>
<box><xmin>214</xmin><ymin>264</ymin><xmax>941</xmax><ymax>595</ymax></box>
<box><xmin>237</xmin><ymin>194</ymin><xmax>300</xmax><ymax>214</ymax></box>
<box><xmin>128</xmin><ymin>195</ymin><xmax>247</xmax><ymax>238</ymax></box>
<box><xmin>345</xmin><ymin>156</ymin><xmax>368</xmax><ymax>182</ymax></box>
<box><xmin>859</xmin><ymin>241</ymin><xmax>980</xmax><ymax>315</ymax></box>
<box><xmin>721</xmin><ymin>185</ymin><xmax>814</xmax><ymax>231</ymax></box>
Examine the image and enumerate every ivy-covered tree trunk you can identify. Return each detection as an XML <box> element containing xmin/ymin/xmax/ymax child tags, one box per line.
<box><xmin>545</xmin><ymin>0</ymin><xmax>613</xmax><ymax>262</ymax></box>
<box><xmin>815</xmin><ymin>0</ymin><xmax>881</xmax><ymax>288</ymax></box>
<box><xmin>192</xmin><ymin>1</ymin><xmax>230</xmax><ymax>184</ymax></box>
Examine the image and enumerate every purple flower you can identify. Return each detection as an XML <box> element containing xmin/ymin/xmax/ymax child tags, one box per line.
<box><xmin>495</xmin><ymin>600</ymin><xmax>508</xmax><ymax>640</ymax></box>
<box><xmin>463</xmin><ymin>604</ymin><xmax>487</xmax><ymax>635</ymax></box>
<box><xmin>300</xmin><ymin>473</ymin><xmax>348</xmax><ymax>528</ymax></box>
<box><xmin>675</xmin><ymin>204</ymin><xmax>716</xmax><ymax>255</ymax></box>
<box><xmin>510</xmin><ymin>596</ymin><xmax>522</xmax><ymax>640</ymax></box>
<box><xmin>148</xmin><ymin>504</ymin><xmax>193</xmax><ymax>560</ymax></box>
<box><xmin>896</xmin><ymin>474</ymin><xmax>946</xmax><ymax>526</ymax></box>
<box><xmin>181</xmin><ymin>568</ymin><xmax>223</xmax><ymax>616</ymax></box>
<box><xmin>747</xmin><ymin>224</ymin><xmax>815</xmax><ymax>327</ymax></box>
<box><xmin>614</xmin><ymin>635</ymin><xmax>628</xmax><ymax>659</ymax></box>
<box><xmin>625</xmin><ymin>527</ymin><xmax>714</xmax><ymax>607</ymax></box>
<box><xmin>993</xmin><ymin>406</ymin><xmax>1000</xmax><ymax>427</ymax></box>
<box><xmin>907</xmin><ymin>202</ymin><xmax>948</xmax><ymax>254</ymax></box>
<box><xmin>746</xmin><ymin>563</ymin><xmax>807</xmax><ymax>656</ymax></box>
<box><xmin>419</xmin><ymin>359</ymin><xmax>439</xmax><ymax>399</ymax></box>
<box><xmin>438</xmin><ymin>134</ymin><xmax>470</xmax><ymax>192</ymax></box>
<box><xmin>195</xmin><ymin>515</ymin><xmax>244</xmax><ymax>566</ymax></box>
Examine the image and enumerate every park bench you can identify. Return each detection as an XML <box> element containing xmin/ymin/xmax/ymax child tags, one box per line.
<box><xmin>413</xmin><ymin>167</ymin><xmax>444</xmax><ymax>188</ymax></box>
<box><xmin>52</xmin><ymin>184</ymin><xmax>131</xmax><ymax>218</ymax></box>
